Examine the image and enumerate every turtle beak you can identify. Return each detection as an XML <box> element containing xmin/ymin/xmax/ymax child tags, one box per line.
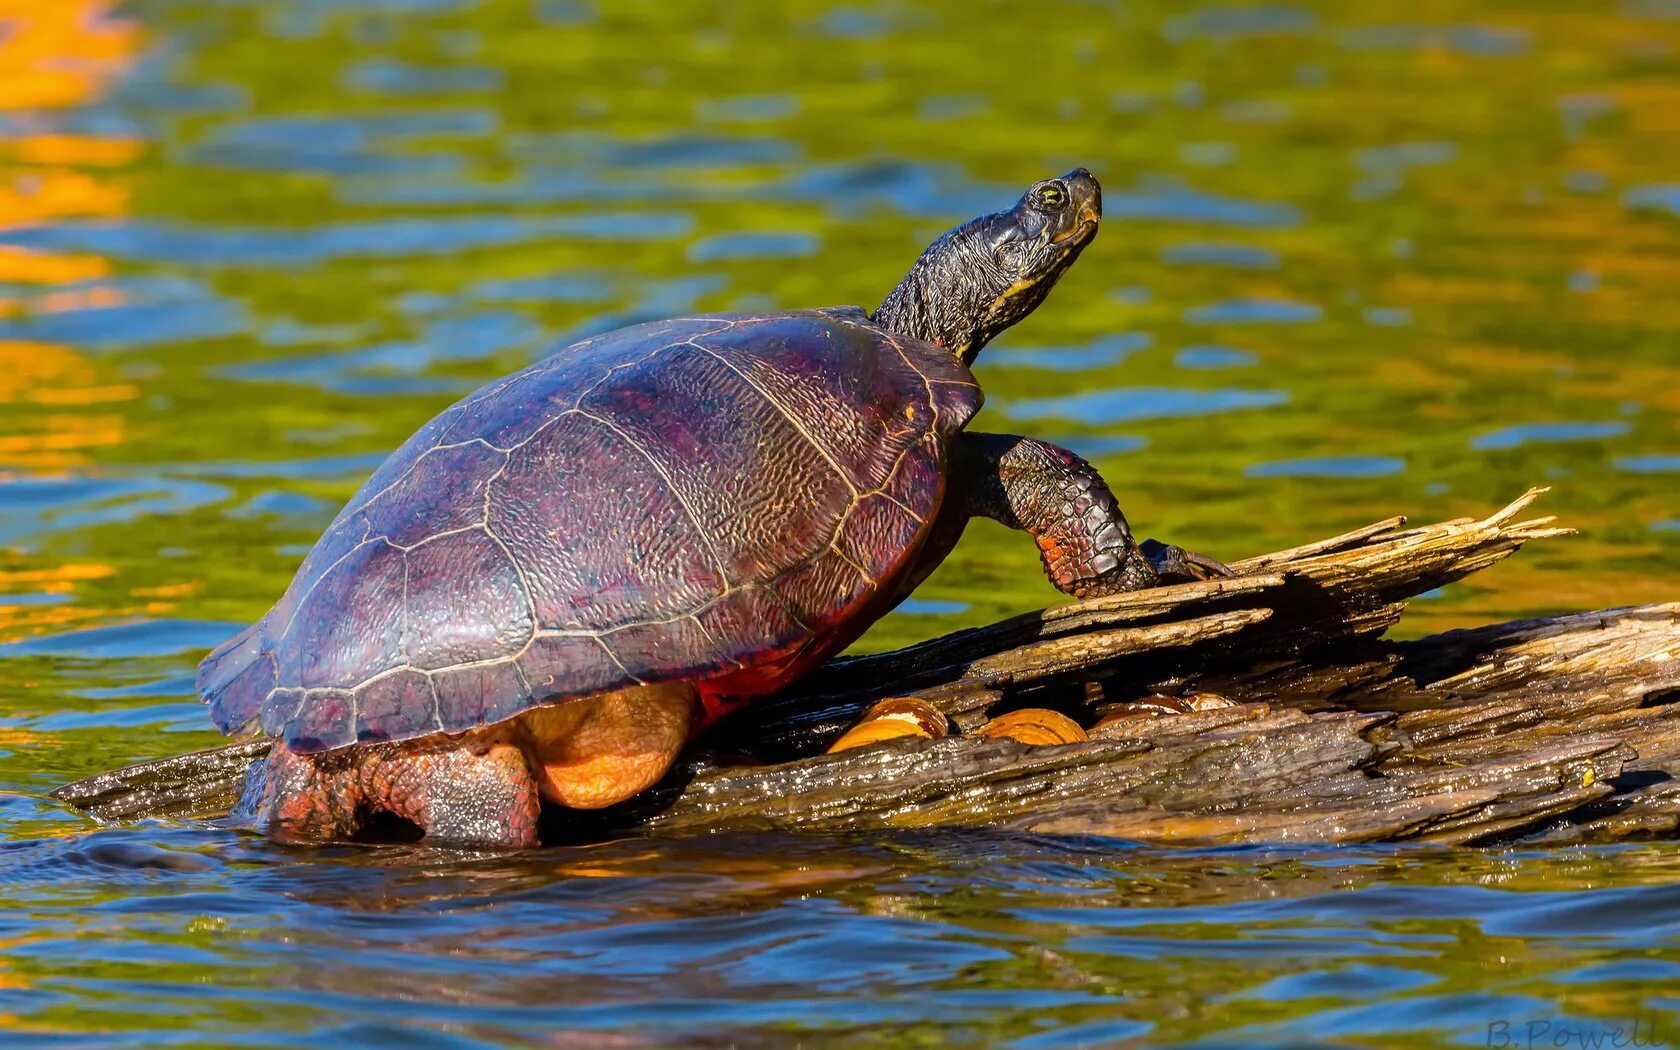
<box><xmin>1053</xmin><ymin>167</ymin><xmax>1102</xmax><ymax>245</ymax></box>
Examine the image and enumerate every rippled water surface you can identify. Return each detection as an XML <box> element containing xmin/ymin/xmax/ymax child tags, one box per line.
<box><xmin>2</xmin><ymin>0</ymin><xmax>1678</xmax><ymax>1045</ymax></box>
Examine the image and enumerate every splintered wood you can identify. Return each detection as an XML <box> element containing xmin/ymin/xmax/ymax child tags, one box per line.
<box><xmin>52</xmin><ymin>490</ymin><xmax>1680</xmax><ymax>847</ymax></box>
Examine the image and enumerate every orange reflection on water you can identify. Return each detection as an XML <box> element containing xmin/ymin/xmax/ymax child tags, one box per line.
<box><xmin>0</xmin><ymin>560</ymin><xmax>187</xmax><ymax>642</ymax></box>
<box><xmin>0</xmin><ymin>337</ymin><xmax>129</xmax><ymax>467</ymax></box>
<box><xmin>0</xmin><ymin>1</ymin><xmax>138</xmax><ymax>110</ymax></box>
<box><xmin>0</xmin><ymin>0</ymin><xmax>141</xmax><ymax>466</ymax></box>
<box><xmin>0</xmin><ymin>1</ymin><xmax>146</xmax><ymax>640</ymax></box>
<box><xmin>0</xmin><ymin>560</ymin><xmax>125</xmax><ymax>639</ymax></box>
<box><xmin>0</xmin><ymin>246</ymin><xmax>106</xmax><ymax>285</ymax></box>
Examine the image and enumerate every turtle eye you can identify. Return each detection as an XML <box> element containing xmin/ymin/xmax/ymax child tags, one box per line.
<box><xmin>1034</xmin><ymin>182</ymin><xmax>1068</xmax><ymax>211</ymax></box>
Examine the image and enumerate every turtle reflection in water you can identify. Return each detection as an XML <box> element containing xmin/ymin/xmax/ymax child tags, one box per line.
<box><xmin>198</xmin><ymin>169</ymin><xmax>1229</xmax><ymax>849</ymax></box>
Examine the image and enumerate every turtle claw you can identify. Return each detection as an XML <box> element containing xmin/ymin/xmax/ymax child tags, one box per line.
<box><xmin>1139</xmin><ymin>539</ymin><xmax>1234</xmax><ymax>582</ymax></box>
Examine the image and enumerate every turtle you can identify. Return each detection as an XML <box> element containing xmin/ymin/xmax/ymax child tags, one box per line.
<box><xmin>198</xmin><ymin>167</ymin><xmax>1228</xmax><ymax>849</ymax></box>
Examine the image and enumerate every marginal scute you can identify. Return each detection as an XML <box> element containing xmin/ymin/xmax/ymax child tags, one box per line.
<box><xmin>280</xmin><ymin>688</ymin><xmax>357</xmax><ymax>752</ymax></box>
<box><xmin>197</xmin><ymin>622</ymin><xmax>262</xmax><ymax>700</ymax></box>
<box><xmin>200</xmin><ymin>638</ymin><xmax>274</xmax><ymax>736</ymax></box>
<box><xmin>693</xmin><ymin>586</ymin><xmax>807</xmax><ymax>670</ymax></box>
<box><xmin>772</xmin><ymin>546</ymin><xmax>873</xmax><ymax>627</ymax></box>
<box><xmin>882</xmin><ymin>432</ymin><xmax>945</xmax><ymax>516</ymax></box>
<box><xmin>929</xmin><ymin>377</ymin><xmax>983</xmax><ymax>433</ymax></box>
<box><xmin>201</xmin><ymin>310</ymin><xmax>976</xmax><ymax>752</ymax></box>
<box><xmin>356</xmin><ymin>670</ymin><xmax>439</xmax><ymax>744</ymax></box>
<box><xmin>433</xmin><ymin>662</ymin><xmax>531</xmax><ymax>730</ymax></box>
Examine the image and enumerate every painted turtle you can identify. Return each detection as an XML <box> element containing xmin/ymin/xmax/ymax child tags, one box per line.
<box><xmin>199</xmin><ymin>168</ymin><xmax>1226</xmax><ymax>848</ymax></box>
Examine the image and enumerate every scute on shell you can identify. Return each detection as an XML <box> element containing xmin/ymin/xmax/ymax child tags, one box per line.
<box><xmin>201</xmin><ymin>309</ymin><xmax>981</xmax><ymax>752</ymax></box>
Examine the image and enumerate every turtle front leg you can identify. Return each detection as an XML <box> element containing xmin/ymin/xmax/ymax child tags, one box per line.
<box><xmin>954</xmin><ymin>432</ymin><xmax>1230</xmax><ymax>597</ymax></box>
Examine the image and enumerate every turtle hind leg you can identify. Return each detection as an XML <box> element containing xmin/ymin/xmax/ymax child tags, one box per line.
<box><xmin>253</xmin><ymin>684</ymin><xmax>697</xmax><ymax>849</ymax></box>
<box><xmin>366</xmin><ymin>682</ymin><xmax>699</xmax><ymax>847</ymax></box>
<box><xmin>356</xmin><ymin>734</ymin><xmax>542</xmax><ymax>850</ymax></box>
<box><xmin>255</xmin><ymin>740</ymin><xmax>364</xmax><ymax>844</ymax></box>
<box><xmin>256</xmin><ymin>735</ymin><xmax>541</xmax><ymax>849</ymax></box>
<box><xmin>521</xmin><ymin>683</ymin><xmax>700</xmax><ymax>810</ymax></box>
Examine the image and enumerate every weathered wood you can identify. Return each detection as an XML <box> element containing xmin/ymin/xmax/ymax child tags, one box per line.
<box><xmin>48</xmin><ymin>490</ymin><xmax>1680</xmax><ymax>847</ymax></box>
<box><xmin>50</xmin><ymin>738</ymin><xmax>267</xmax><ymax>822</ymax></box>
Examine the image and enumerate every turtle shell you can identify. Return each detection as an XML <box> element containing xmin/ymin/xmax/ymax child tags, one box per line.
<box><xmin>198</xmin><ymin>308</ymin><xmax>981</xmax><ymax>752</ymax></box>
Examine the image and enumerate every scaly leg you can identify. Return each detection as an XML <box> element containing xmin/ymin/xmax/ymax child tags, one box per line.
<box><xmin>822</xmin><ymin>434</ymin><xmax>1232</xmax><ymax>754</ymax></box>
<box><xmin>256</xmin><ymin>733</ymin><xmax>541</xmax><ymax>849</ymax></box>
<box><xmin>256</xmin><ymin>740</ymin><xmax>361</xmax><ymax>843</ymax></box>
<box><xmin>954</xmin><ymin>432</ymin><xmax>1229</xmax><ymax>598</ymax></box>
<box><xmin>252</xmin><ymin>685</ymin><xmax>696</xmax><ymax>848</ymax></box>
<box><xmin>357</xmin><ymin>735</ymin><xmax>541</xmax><ymax>849</ymax></box>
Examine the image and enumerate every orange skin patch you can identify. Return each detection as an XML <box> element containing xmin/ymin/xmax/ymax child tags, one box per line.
<box><xmin>521</xmin><ymin>683</ymin><xmax>698</xmax><ymax>809</ymax></box>
<box><xmin>257</xmin><ymin>682</ymin><xmax>700</xmax><ymax>847</ymax></box>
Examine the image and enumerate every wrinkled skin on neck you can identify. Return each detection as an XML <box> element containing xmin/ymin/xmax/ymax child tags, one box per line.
<box><xmin>871</xmin><ymin>168</ymin><xmax>1102</xmax><ymax>362</ymax></box>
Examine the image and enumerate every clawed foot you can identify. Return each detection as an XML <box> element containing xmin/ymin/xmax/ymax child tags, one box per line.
<box><xmin>1139</xmin><ymin>539</ymin><xmax>1233</xmax><ymax>582</ymax></box>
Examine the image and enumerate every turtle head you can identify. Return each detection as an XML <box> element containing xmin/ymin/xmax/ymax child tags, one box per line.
<box><xmin>872</xmin><ymin>168</ymin><xmax>1101</xmax><ymax>362</ymax></box>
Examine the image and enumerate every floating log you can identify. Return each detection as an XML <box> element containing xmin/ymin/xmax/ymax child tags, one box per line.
<box><xmin>51</xmin><ymin>490</ymin><xmax>1680</xmax><ymax>847</ymax></box>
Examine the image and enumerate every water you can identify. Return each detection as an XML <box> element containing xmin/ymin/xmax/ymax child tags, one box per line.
<box><xmin>1</xmin><ymin>0</ymin><xmax>1677</xmax><ymax>1044</ymax></box>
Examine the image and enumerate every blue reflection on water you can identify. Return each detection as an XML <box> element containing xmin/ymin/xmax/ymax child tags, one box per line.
<box><xmin>1627</xmin><ymin>184</ymin><xmax>1680</xmax><ymax>217</ymax></box>
<box><xmin>1007</xmin><ymin>387</ymin><xmax>1289</xmax><ymax>425</ymax></box>
<box><xmin>0</xmin><ymin>277</ymin><xmax>247</xmax><ymax>350</ymax></box>
<box><xmin>988</xmin><ymin>332</ymin><xmax>1152</xmax><ymax>371</ymax></box>
<box><xmin>1161</xmin><ymin>242</ymin><xmax>1280</xmax><ymax>269</ymax></box>
<box><xmin>0</xmin><ymin>619</ymin><xmax>239</xmax><ymax>659</ymax></box>
<box><xmin>897</xmin><ymin>598</ymin><xmax>970</xmax><ymax>616</ymax></box>
<box><xmin>0</xmin><ymin>477</ymin><xmax>230</xmax><ymax>547</ymax></box>
<box><xmin>9</xmin><ymin>213</ymin><xmax>695</xmax><ymax>266</ymax></box>
<box><xmin>688</xmin><ymin>231</ymin><xmax>821</xmax><ymax>262</ymax></box>
<box><xmin>223</xmin><ymin>311</ymin><xmax>544</xmax><ymax>394</ymax></box>
<box><xmin>1246</xmin><ymin>455</ymin><xmax>1406</xmax><ymax>478</ymax></box>
<box><xmin>1471</xmin><ymin>422</ymin><xmax>1632</xmax><ymax>450</ymax></box>
<box><xmin>1616</xmin><ymin>454</ymin><xmax>1680</xmax><ymax>473</ymax></box>
<box><xmin>1186</xmin><ymin>298</ymin><xmax>1322</xmax><ymax>324</ymax></box>
<box><xmin>1175</xmin><ymin>345</ymin><xmax>1258</xmax><ymax>369</ymax></box>
<box><xmin>343</xmin><ymin>58</ymin><xmax>504</xmax><ymax>95</ymax></box>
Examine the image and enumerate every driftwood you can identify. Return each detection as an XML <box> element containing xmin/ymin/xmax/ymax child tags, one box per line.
<box><xmin>51</xmin><ymin>489</ymin><xmax>1680</xmax><ymax>847</ymax></box>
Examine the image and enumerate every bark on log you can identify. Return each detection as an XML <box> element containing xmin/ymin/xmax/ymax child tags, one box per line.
<box><xmin>50</xmin><ymin>489</ymin><xmax>1680</xmax><ymax>847</ymax></box>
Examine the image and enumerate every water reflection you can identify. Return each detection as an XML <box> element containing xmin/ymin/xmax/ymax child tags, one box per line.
<box><xmin>2</xmin><ymin>827</ymin><xmax>1678</xmax><ymax>1045</ymax></box>
<box><xmin>1007</xmin><ymin>387</ymin><xmax>1291</xmax><ymax>426</ymax></box>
